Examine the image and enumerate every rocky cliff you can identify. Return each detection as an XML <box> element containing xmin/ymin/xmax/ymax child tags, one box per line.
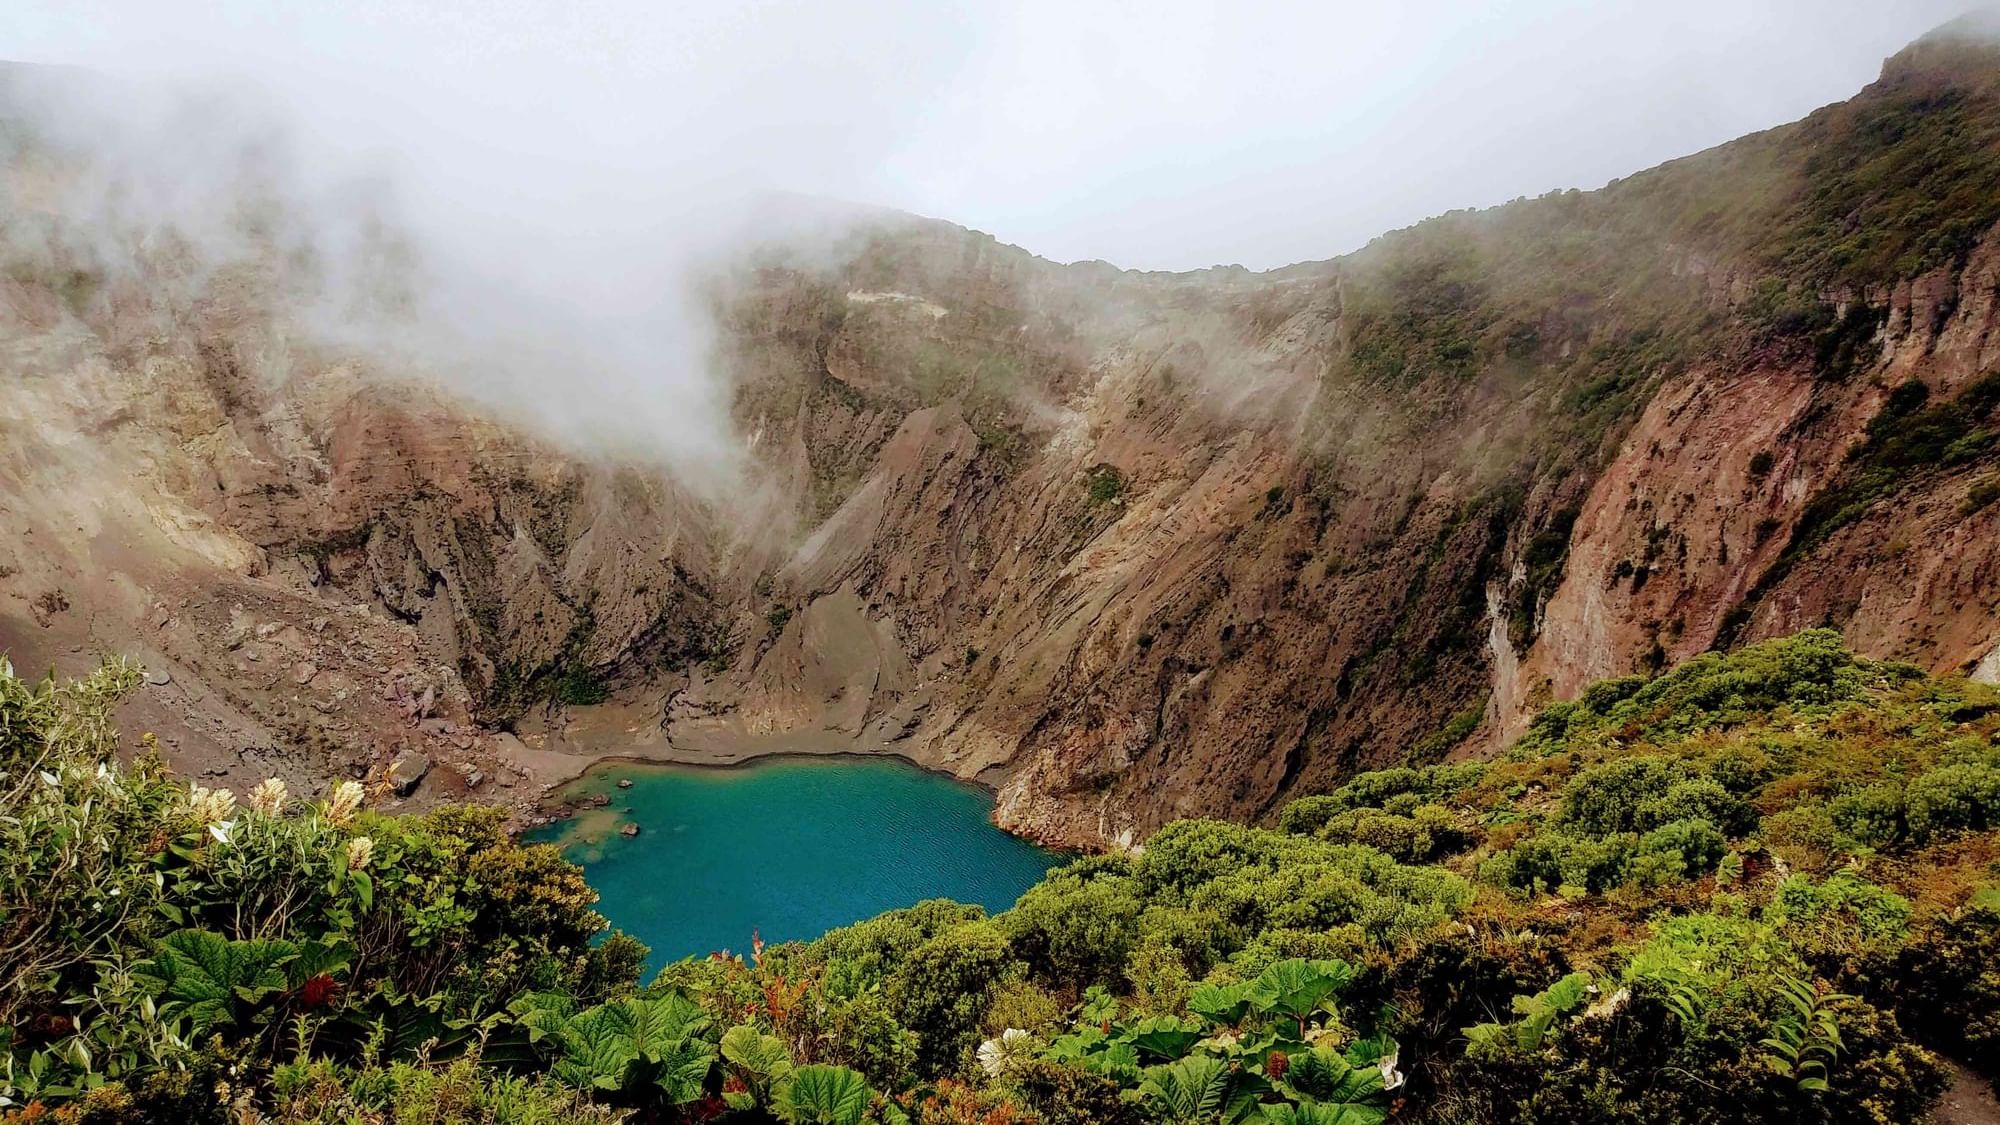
<box><xmin>4</xmin><ymin>23</ymin><xmax>2000</xmax><ymax>846</ymax></box>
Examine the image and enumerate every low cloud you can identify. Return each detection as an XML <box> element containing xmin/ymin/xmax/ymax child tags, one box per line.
<box><xmin>0</xmin><ymin>3</ymin><xmax>985</xmax><ymax>494</ymax></box>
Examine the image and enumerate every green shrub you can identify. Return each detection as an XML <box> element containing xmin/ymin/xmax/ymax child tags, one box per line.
<box><xmin>1309</xmin><ymin>804</ymin><xmax>1468</xmax><ymax>863</ymax></box>
<box><xmin>1768</xmin><ymin>872</ymin><xmax>1913</xmax><ymax>947</ymax></box>
<box><xmin>269</xmin><ymin>1058</ymin><xmax>620</xmax><ymax>1124</ymax></box>
<box><xmin>1003</xmin><ymin>872</ymin><xmax>1142</xmax><ymax>989</ymax></box>
<box><xmin>1558</xmin><ymin>757</ymin><xmax>1697</xmax><ymax>836</ymax></box>
<box><xmin>1008</xmin><ymin>1059</ymin><xmax>1141</xmax><ymax>1125</ymax></box>
<box><xmin>1632</xmin><ymin>818</ymin><xmax>1728</xmax><ymax>884</ymax></box>
<box><xmin>811</xmin><ymin>900</ymin><xmax>988</xmax><ymax>996</ymax></box>
<box><xmin>885</xmin><ymin>921</ymin><xmax>1013</xmax><ymax>1075</ymax></box>
<box><xmin>1083</xmin><ymin>464</ymin><xmax>1125</xmax><ymax>506</ymax></box>
<box><xmin>1557</xmin><ymin>760</ymin><xmax>1755</xmax><ymax>840</ymax></box>
<box><xmin>1523</xmin><ymin>630</ymin><xmax>1870</xmax><ymax>749</ymax></box>
<box><xmin>1890</xmin><ymin>904</ymin><xmax>2000</xmax><ymax>1074</ymax></box>
<box><xmin>819</xmin><ymin>992</ymin><xmax>921</xmax><ymax>1090</ymax></box>
<box><xmin>1904</xmin><ymin>762</ymin><xmax>2000</xmax><ymax>840</ymax></box>
<box><xmin>1278</xmin><ymin>763</ymin><xmax>1486</xmax><ymax>832</ymax></box>
<box><xmin>1966</xmin><ymin>474</ymin><xmax>2000</xmax><ymax>514</ymax></box>
<box><xmin>548</xmin><ymin>663</ymin><xmax>610</xmax><ymax>707</ymax></box>
<box><xmin>1829</xmin><ymin>784</ymin><xmax>1907</xmax><ymax>847</ymax></box>
<box><xmin>1638</xmin><ymin>778</ymin><xmax>1759</xmax><ymax>837</ymax></box>
<box><xmin>1484</xmin><ymin>829</ymin><xmax>1637</xmax><ymax>896</ymax></box>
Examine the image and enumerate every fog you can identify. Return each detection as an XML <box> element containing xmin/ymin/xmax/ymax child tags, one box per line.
<box><xmin>0</xmin><ymin>1</ymin><xmax>1976</xmax><ymax>484</ymax></box>
<box><xmin>13</xmin><ymin>1</ymin><xmax>1969</xmax><ymax>267</ymax></box>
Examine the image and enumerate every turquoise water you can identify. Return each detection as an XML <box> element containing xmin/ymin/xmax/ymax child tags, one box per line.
<box><xmin>527</xmin><ymin>756</ymin><xmax>1062</xmax><ymax>966</ymax></box>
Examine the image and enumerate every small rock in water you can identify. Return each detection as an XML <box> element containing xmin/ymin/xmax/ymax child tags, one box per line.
<box><xmin>620</xmin><ymin>823</ymin><xmax>641</xmax><ymax>837</ymax></box>
<box><xmin>617</xmin><ymin>778</ymin><xmax>633</xmax><ymax>789</ymax></box>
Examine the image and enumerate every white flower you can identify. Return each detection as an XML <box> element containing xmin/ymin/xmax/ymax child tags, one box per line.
<box><xmin>1585</xmin><ymin>986</ymin><xmax>1631</xmax><ymax>1021</ymax></box>
<box><xmin>208</xmin><ymin>820</ymin><xmax>237</xmax><ymax>846</ymax></box>
<box><xmin>186</xmin><ymin>786</ymin><xmax>237</xmax><ymax>826</ymax></box>
<box><xmin>1378</xmin><ymin>1044</ymin><xmax>1404</xmax><ymax>1092</ymax></box>
<box><xmin>248</xmin><ymin>777</ymin><xmax>288</xmax><ymax>817</ymax></box>
<box><xmin>345</xmin><ymin>836</ymin><xmax>374</xmax><ymax>871</ymax></box>
<box><xmin>976</xmin><ymin>1029</ymin><xmax>1032</xmax><ymax>1078</ymax></box>
<box><xmin>325</xmin><ymin>781</ymin><xmax>365</xmax><ymax>826</ymax></box>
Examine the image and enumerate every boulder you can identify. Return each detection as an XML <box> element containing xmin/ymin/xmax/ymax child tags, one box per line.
<box><xmin>389</xmin><ymin>751</ymin><xmax>432</xmax><ymax>797</ymax></box>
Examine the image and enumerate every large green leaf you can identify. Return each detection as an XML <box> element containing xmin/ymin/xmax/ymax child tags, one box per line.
<box><xmin>1279</xmin><ymin>1046</ymin><xmax>1357</xmax><ymax>1102</ymax></box>
<box><xmin>1342</xmin><ymin>1035</ymin><xmax>1397</xmax><ymax>1068</ymax></box>
<box><xmin>1125</xmin><ymin>1015</ymin><xmax>1208</xmax><ymax>1061</ymax></box>
<box><xmin>552</xmin><ymin>1004</ymin><xmax>641</xmax><ymax>1092</ymax></box>
<box><xmin>1078</xmin><ymin>984</ymin><xmax>1120</xmax><ymax>1026</ymax></box>
<box><xmin>1047</xmin><ymin>1026</ymin><xmax>1105</xmax><ymax>1061</ymax></box>
<box><xmin>776</xmin><ymin>1063</ymin><xmax>875</xmax><ymax>1125</ymax></box>
<box><xmin>619</xmin><ymin>992</ymin><xmax>709</xmax><ymax>1060</ymax></box>
<box><xmin>1511</xmin><ymin>972</ymin><xmax>1593</xmax><ymax>1020</ymax></box>
<box><xmin>305</xmin><ymin>982</ymin><xmax>458</xmax><ymax>1063</ymax></box>
<box><xmin>1261</xmin><ymin>1103</ymin><xmax>1386</xmax><ymax>1125</ymax></box>
<box><xmin>371</xmin><ymin>988</ymin><xmax>462</xmax><ymax>1060</ymax></box>
<box><xmin>651</xmin><ymin>1036</ymin><xmax>719</xmax><ymax>1107</ymax></box>
<box><xmin>506</xmin><ymin>990</ymin><xmax>580</xmax><ymax>1045</ymax></box>
<box><xmin>1096</xmin><ymin>1040</ymin><xmax>1142</xmax><ymax>1081</ymax></box>
<box><xmin>1188</xmin><ymin>981</ymin><xmax>1253</xmax><ymax>1025</ymax></box>
<box><xmin>1139</xmin><ymin>1055</ymin><xmax>1238</xmax><ymax>1124</ymax></box>
<box><xmin>721</xmin><ymin>1024</ymin><xmax>794</xmax><ymax>1109</ymax></box>
<box><xmin>722</xmin><ymin>1024</ymin><xmax>794</xmax><ymax>1081</ymax></box>
<box><xmin>1046</xmin><ymin>1026</ymin><xmax>1140</xmax><ymax>1079</ymax></box>
<box><xmin>1239</xmin><ymin>1024</ymin><xmax>1305</xmax><ymax>1062</ymax></box>
<box><xmin>547</xmin><ymin>994</ymin><xmax>716</xmax><ymax>1102</ymax></box>
<box><xmin>1245</xmin><ymin>959</ymin><xmax>1355</xmax><ymax>1022</ymax></box>
<box><xmin>1508</xmin><ymin>971</ymin><xmax>1595</xmax><ymax>1051</ymax></box>
<box><xmin>1279</xmin><ymin>1043</ymin><xmax>1388</xmax><ymax>1107</ymax></box>
<box><xmin>284</xmin><ymin>937</ymin><xmax>353</xmax><ymax>988</ymax></box>
<box><xmin>132</xmin><ymin>930</ymin><xmax>297</xmax><ymax>1032</ymax></box>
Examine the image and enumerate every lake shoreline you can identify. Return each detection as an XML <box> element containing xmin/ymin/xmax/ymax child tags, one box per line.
<box><xmin>543</xmin><ymin>745</ymin><xmax>1001</xmax><ymax>794</ymax></box>
<box><xmin>531</xmin><ymin>747</ymin><xmax>1010</xmax><ymax>831</ymax></box>
<box><xmin>516</xmin><ymin>732</ymin><xmax>1017</xmax><ymax>838</ymax></box>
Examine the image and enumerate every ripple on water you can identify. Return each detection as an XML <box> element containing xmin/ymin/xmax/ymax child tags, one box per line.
<box><xmin>527</xmin><ymin>756</ymin><xmax>1063</xmax><ymax>967</ymax></box>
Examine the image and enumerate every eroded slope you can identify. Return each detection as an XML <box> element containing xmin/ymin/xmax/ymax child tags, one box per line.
<box><xmin>4</xmin><ymin>25</ymin><xmax>2000</xmax><ymax>844</ymax></box>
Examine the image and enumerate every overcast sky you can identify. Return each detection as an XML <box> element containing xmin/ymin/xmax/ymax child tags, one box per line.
<box><xmin>3</xmin><ymin>1</ymin><xmax>1974</xmax><ymax>271</ymax></box>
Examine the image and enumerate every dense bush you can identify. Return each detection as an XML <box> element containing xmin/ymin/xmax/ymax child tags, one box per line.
<box><xmin>3</xmin><ymin>631</ymin><xmax>1996</xmax><ymax>1124</ymax></box>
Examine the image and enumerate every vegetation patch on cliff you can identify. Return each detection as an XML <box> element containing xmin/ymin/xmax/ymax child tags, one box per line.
<box><xmin>4</xmin><ymin>630</ymin><xmax>1995</xmax><ymax>1123</ymax></box>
